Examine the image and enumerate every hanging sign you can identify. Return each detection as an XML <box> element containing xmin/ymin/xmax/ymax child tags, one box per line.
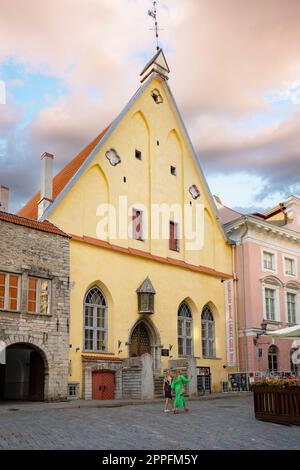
<box><xmin>225</xmin><ymin>279</ymin><xmax>236</xmax><ymax>367</ymax></box>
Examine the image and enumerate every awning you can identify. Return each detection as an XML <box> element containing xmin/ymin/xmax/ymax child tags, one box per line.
<box><xmin>266</xmin><ymin>325</ymin><xmax>300</xmax><ymax>338</ymax></box>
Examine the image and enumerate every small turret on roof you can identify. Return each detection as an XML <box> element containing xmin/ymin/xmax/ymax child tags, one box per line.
<box><xmin>140</xmin><ymin>48</ymin><xmax>170</xmax><ymax>83</ymax></box>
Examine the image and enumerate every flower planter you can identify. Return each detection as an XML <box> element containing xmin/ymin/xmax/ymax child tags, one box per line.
<box><xmin>253</xmin><ymin>386</ymin><xmax>300</xmax><ymax>425</ymax></box>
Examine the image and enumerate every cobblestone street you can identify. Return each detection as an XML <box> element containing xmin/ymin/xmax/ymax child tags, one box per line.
<box><xmin>0</xmin><ymin>395</ymin><xmax>299</xmax><ymax>450</ymax></box>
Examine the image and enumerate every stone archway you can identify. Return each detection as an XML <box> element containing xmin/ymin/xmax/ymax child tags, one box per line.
<box><xmin>0</xmin><ymin>335</ymin><xmax>52</xmax><ymax>401</ymax></box>
<box><xmin>128</xmin><ymin>318</ymin><xmax>162</xmax><ymax>374</ymax></box>
<box><xmin>0</xmin><ymin>343</ymin><xmax>47</xmax><ymax>401</ymax></box>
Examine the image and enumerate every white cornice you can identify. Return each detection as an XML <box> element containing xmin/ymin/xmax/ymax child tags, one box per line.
<box><xmin>225</xmin><ymin>215</ymin><xmax>300</xmax><ymax>244</ymax></box>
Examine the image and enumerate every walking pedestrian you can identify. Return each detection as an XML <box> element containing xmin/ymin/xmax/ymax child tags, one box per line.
<box><xmin>163</xmin><ymin>370</ymin><xmax>173</xmax><ymax>412</ymax></box>
<box><xmin>171</xmin><ymin>369</ymin><xmax>192</xmax><ymax>414</ymax></box>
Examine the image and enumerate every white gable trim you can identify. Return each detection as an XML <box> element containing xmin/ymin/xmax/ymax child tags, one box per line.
<box><xmin>42</xmin><ymin>75</ymin><xmax>155</xmax><ymax>220</ymax></box>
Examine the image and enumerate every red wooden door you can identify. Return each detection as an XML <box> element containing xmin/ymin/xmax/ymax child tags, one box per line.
<box><xmin>92</xmin><ymin>371</ymin><xmax>115</xmax><ymax>400</ymax></box>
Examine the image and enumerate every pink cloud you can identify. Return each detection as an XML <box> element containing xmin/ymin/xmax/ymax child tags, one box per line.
<box><xmin>0</xmin><ymin>0</ymin><xmax>300</xmax><ymax>210</ymax></box>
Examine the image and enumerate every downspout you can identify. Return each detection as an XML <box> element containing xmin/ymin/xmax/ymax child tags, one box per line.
<box><xmin>232</xmin><ymin>243</ymin><xmax>240</xmax><ymax>372</ymax></box>
<box><xmin>240</xmin><ymin>222</ymin><xmax>249</xmax><ymax>372</ymax></box>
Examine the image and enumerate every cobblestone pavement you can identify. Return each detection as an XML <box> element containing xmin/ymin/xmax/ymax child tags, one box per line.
<box><xmin>0</xmin><ymin>396</ymin><xmax>299</xmax><ymax>450</ymax></box>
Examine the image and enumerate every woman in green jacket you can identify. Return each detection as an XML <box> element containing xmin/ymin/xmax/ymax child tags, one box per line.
<box><xmin>171</xmin><ymin>369</ymin><xmax>192</xmax><ymax>414</ymax></box>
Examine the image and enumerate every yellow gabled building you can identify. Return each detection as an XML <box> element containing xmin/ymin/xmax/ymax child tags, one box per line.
<box><xmin>19</xmin><ymin>50</ymin><xmax>235</xmax><ymax>399</ymax></box>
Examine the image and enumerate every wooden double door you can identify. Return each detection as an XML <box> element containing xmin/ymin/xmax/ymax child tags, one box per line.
<box><xmin>92</xmin><ymin>371</ymin><xmax>115</xmax><ymax>400</ymax></box>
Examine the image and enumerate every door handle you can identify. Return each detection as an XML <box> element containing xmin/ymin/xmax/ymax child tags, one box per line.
<box><xmin>103</xmin><ymin>385</ymin><xmax>106</xmax><ymax>391</ymax></box>
<box><xmin>99</xmin><ymin>385</ymin><xmax>102</xmax><ymax>391</ymax></box>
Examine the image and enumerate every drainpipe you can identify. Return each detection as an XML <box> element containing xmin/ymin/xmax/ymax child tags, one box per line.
<box><xmin>240</xmin><ymin>222</ymin><xmax>249</xmax><ymax>372</ymax></box>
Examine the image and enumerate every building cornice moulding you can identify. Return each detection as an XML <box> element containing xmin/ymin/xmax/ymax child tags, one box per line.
<box><xmin>225</xmin><ymin>215</ymin><xmax>300</xmax><ymax>245</ymax></box>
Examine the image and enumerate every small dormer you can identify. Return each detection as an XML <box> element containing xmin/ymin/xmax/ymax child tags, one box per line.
<box><xmin>140</xmin><ymin>48</ymin><xmax>170</xmax><ymax>83</ymax></box>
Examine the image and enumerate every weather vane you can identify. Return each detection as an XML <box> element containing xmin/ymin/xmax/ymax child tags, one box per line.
<box><xmin>148</xmin><ymin>1</ymin><xmax>162</xmax><ymax>51</ymax></box>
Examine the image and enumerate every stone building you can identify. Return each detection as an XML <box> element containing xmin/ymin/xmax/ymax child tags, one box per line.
<box><xmin>0</xmin><ymin>203</ymin><xmax>70</xmax><ymax>401</ymax></box>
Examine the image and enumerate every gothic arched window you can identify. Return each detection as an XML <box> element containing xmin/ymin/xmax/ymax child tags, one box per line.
<box><xmin>84</xmin><ymin>286</ymin><xmax>107</xmax><ymax>352</ymax></box>
<box><xmin>201</xmin><ymin>305</ymin><xmax>215</xmax><ymax>358</ymax></box>
<box><xmin>178</xmin><ymin>302</ymin><xmax>193</xmax><ymax>356</ymax></box>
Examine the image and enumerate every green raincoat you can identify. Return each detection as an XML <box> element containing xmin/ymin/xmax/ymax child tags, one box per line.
<box><xmin>171</xmin><ymin>375</ymin><xmax>190</xmax><ymax>409</ymax></box>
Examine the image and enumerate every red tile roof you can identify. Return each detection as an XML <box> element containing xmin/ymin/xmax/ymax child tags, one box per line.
<box><xmin>218</xmin><ymin>206</ymin><xmax>242</xmax><ymax>224</ymax></box>
<box><xmin>0</xmin><ymin>210</ymin><xmax>69</xmax><ymax>237</ymax></box>
<box><xmin>18</xmin><ymin>125</ymin><xmax>110</xmax><ymax>220</ymax></box>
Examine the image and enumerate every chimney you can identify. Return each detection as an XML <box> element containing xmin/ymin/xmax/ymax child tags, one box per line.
<box><xmin>0</xmin><ymin>185</ymin><xmax>9</xmax><ymax>212</ymax></box>
<box><xmin>38</xmin><ymin>152</ymin><xmax>54</xmax><ymax>220</ymax></box>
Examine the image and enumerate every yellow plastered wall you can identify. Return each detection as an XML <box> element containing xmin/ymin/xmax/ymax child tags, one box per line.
<box><xmin>68</xmin><ymin>240</ymin><xmax>230</xmax><ymax>393</ymax></box>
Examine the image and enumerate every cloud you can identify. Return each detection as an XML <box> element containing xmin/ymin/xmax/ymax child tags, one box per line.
<box><xmin>0</xmin><ymin>103</ymin><xmax>22</xmax><ymax>137</ymax></box>
<box><xmin>0</xmin><ymin>0</ymin><xmax>300</xmax><ymax>212</ymax></box>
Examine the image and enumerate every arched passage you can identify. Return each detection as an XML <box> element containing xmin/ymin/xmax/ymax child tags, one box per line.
<box><xmin>128</xmin><ymin>318</ymin><xmax>162</xmax><ymax>372</ymax></box>
<box><xmin>0</xmin><ymin>343</ymin><xmax>47</xmax><ymax>401</ymax></box>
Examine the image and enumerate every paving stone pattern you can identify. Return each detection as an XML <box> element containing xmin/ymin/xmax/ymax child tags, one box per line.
<box><xmin>0</xmin><ymin>396</ymin><xmax>299</xmax><ymax>450</ymax></box>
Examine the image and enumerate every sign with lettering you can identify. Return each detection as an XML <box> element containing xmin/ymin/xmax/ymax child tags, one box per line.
<box><xmin>161</xmin><ymin>349</ymin><xmax>169</xmax><ymax>357</ymax></box>
<box><xmin>225</xmin><ymin>279</ymin><xmax>236</xmax><ymax>367</ymax></box>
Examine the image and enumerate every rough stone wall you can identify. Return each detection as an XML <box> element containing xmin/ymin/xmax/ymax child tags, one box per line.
<box><xmin>122</xmin><ymin>368</ymin><xmax>142</xmax><ymax>399</ymax></box>
<box><xmin>0</xmin><ymin>219</ymin><xmax>70</xmax><ymax>400</ymax></box>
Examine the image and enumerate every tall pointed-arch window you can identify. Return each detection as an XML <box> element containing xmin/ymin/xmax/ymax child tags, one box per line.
<box><xmin>84</xmin><ymin>286</ymin><xmax>107</xmax><ymax>352</ymax></box>
<box><xmin>178</xmin><ymin>302</ymin><xmax>193</xmax><ymax>356</ymax></box>
<box><xmin>201</xmin><ymin>305</ymin><xmax>215</xmax><ymax>358</ymax></box>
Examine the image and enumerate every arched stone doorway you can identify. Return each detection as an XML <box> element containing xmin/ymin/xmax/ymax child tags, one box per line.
<box><xmin>130</xmin><ymin>323</ymin><xmax>151</xmax><ymax>357</ymax></box>
<box><xmin>0</xmin><ymin>344</ymin><xmax>46</xmax><ymax>401</ymax></box>
<box><xmin>128</xmin><ymin>319</ymin><xmax>162</xmax><ymax>373</ymax></box>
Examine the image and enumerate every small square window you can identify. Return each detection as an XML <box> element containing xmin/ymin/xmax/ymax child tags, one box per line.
<box><xmin>68</xmin><ymin>382</ymin><xmax>80</xmax><ymax>400</ymax></box>
<box><xmin>135</xmin><ymin>149</ymin><xmax>142</xmax><ymax>160</ymax></box>
<box><xmin>170</xmin><ymin>166</ymin><xmax>177</xmax><ymax>176</ymax></box>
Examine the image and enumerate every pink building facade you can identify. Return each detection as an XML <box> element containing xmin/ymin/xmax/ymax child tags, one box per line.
<box><xmin>217</xmin><ymin>196</ymin><xmax>300</xmax><ymax>375</ymax></box>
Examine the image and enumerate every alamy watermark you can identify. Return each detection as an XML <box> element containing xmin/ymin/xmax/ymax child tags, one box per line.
<box><xmin>96</xmin><ymin>197</ymin><xmax>205</xmax><ymax>251</ymax></box>
<box><xmin>0</xmin><ymin>80</ymin><xmax>6</xmax><ymax>105</ymax></box>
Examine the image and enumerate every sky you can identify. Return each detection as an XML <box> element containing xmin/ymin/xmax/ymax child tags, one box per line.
<box><xmin>0</xmin><ymin>0</ymin><xmax>300</xmax><ymax>214</ymax></box>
